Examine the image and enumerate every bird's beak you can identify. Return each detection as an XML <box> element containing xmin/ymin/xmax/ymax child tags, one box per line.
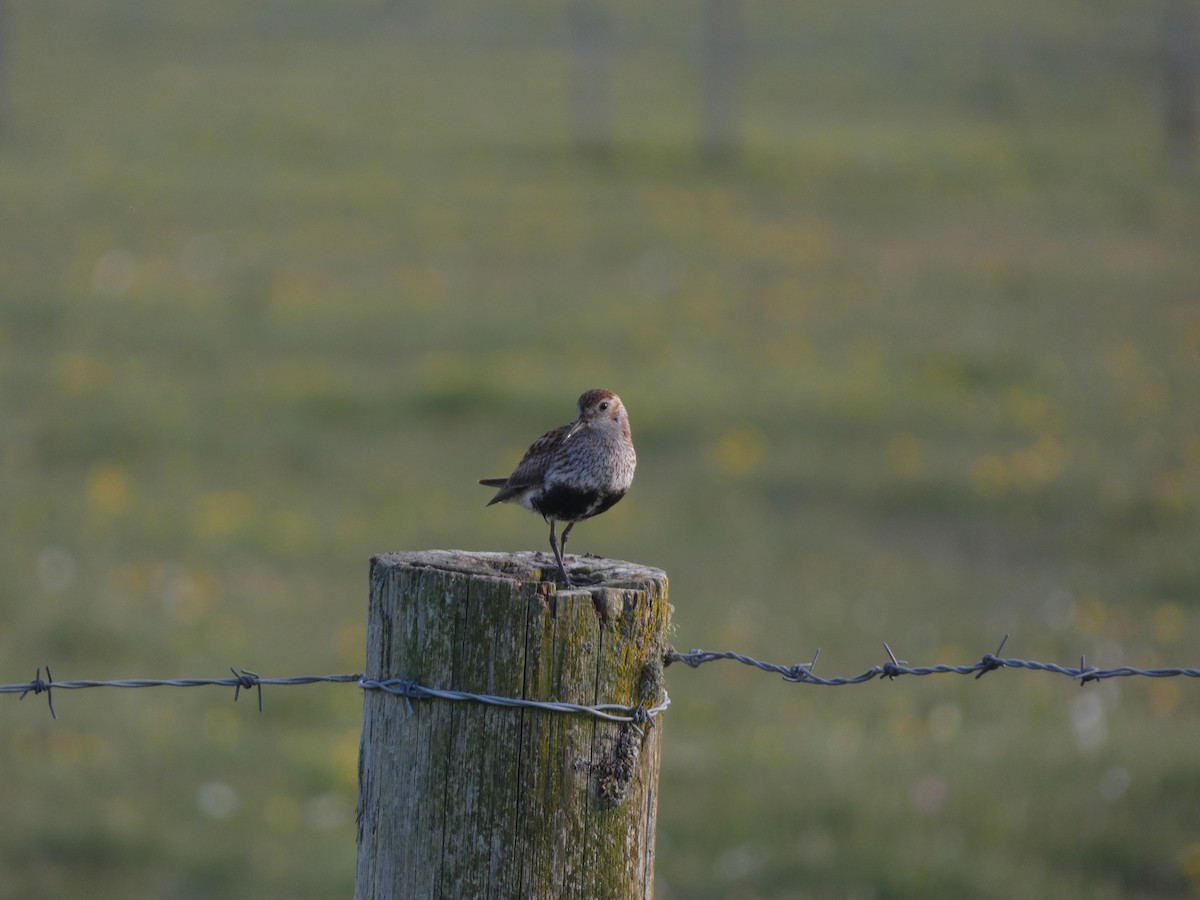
<box><xmin>564</xmin><ymin>419</ymin><xmax>587</xmax><ymax>441</ymax></box>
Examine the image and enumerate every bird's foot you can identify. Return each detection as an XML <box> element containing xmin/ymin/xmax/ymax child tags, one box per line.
<box><xmin>558</xmin><ymin>561</ymin><xmax>606</xmax><ymax>588</ymax></box>
<box><xmin>555</xmin><ymin>563</ymin><xmax>576</xmax><ymax>588</ymax></box>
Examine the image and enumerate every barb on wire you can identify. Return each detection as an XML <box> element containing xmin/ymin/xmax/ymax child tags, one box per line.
<box><xmin>664</xmin><ymin>634</ymin><xmax>1200</xmax><ymax>686</ymax></box>
<box><xmin>19</xmin><ymin>666</ymin><xmax>56</xmax><ymax>719</ymax></box>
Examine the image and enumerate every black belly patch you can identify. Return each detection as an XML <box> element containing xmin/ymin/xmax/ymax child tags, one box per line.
<box><xmin>533</xmin><ymin>484</ymin><xmax>627</xmax><ymax>522</ymax></box>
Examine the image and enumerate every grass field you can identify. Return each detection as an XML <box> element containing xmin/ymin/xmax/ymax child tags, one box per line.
<box><xmin>2</xmin><ymin>2</ymin><xmax>1199</xmax><ymax>897</ymax></box>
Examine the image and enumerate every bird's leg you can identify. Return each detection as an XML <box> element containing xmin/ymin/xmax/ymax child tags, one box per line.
<box><xmin>559</xmin><ymin>522</ymin><xmax>575</xmax><ymax>559</ymax></box>
<box><xmin>548</xmin><ymin>520</ymin><xmax>574</xmax><ymax>587</ymax></box>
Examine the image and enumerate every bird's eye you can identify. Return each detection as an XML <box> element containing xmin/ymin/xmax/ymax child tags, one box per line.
<box><xmin>599</xmin><ymin>401</ymin><xmax>609</xmax><ymax>411</ymax></box>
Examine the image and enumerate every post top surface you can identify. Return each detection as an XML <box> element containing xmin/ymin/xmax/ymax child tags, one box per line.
<box><xmin>370</xmin><ymin>550</ymin><xmax>666</xmax><ymax>591</ymax></box>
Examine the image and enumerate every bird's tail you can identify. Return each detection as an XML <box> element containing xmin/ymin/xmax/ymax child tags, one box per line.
<box><xmin>478</xmin><ymin>478</ymin><xmax>507</xmax><ymax>487</ymax></box>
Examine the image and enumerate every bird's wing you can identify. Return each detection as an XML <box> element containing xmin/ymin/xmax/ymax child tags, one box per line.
<box><xmin>481</xmin><ymin>423</ymin><xmax>569</xmax><ymax>503</ymax></box>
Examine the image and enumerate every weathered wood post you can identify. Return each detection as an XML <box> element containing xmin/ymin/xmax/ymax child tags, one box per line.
<box><xmin>355</xmin><ymin>550</ymin><xmax>670</xmax><ymax>900</ymax></box>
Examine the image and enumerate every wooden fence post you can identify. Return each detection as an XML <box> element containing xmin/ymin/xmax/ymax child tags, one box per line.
<box><xmin>355</xmin><ymin>550</ymin><xmax>670</xmax><ymax>900</ymax></box>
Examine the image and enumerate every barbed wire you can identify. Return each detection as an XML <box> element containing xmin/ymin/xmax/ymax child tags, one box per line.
<box><xmin>0</xmin><ymin>667</ymin><xmax>363</xmax><ymax>719</ymax></box>
<box><xmin>4</xmin><ymin>635</ymin><xmax>1199</xmax><ymax>722</ymax></box>
<box><xmin>663</xmin><ymin>635</ymin><xmax>1200</xmax><ymax>685</ymax></box>
<box><xmin>360</xmin><ymin>678</ymin><xmax>670</xmax><ymax>735</ymax></box>
<box><xmin>0</xmin><ymin>666</ymin><xmax>668</xmax><ymax>730</ymax></box>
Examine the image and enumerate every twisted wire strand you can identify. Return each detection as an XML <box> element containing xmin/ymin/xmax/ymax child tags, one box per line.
<box><xmin>360</xmin><ymin>678</ymin><xmax>670</xmax><ymax>735</ymax></box>
<box><xmin>664</xmin><ymin>635</ymin><xmax>1200</xmax><ymax>685</ymax></box>
<box><xmin>5</xmin><ymin>635</ymin><xmax>1199</xmax><ymax>721</ymax></box>
<box><xmin>0</xmin><ymin>666</ymin><xmax>668</xmax><ymax>728</ymax></box>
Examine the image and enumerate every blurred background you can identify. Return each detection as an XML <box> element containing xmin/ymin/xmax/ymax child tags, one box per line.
<box><xmin>2</xmin><ymin>1</ymin><xmax>1199</xmax><ymax>897</ymax></box>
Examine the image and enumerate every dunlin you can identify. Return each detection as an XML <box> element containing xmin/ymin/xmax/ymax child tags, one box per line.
<box><xmin>480</xmin><ymin>389</ymin><xmax>636</xmax><ymax>586</ymax></box>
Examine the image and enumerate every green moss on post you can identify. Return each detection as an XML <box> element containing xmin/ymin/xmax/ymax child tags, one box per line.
<box><xmin>355</xmin><ymin>550</ymin><xmax>670</xmax><ymax>900</ymax></box>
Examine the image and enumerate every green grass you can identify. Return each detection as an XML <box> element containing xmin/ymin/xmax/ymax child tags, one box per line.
<box><xmin>2</xmin><ymin>1</ymin><xmax>1199</xmax><ymax>897</ymax></box>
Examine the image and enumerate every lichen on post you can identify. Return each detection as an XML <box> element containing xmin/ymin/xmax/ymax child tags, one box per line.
<box><xmin>355</xmin><ymin>550</ymin><xmax>670</xmax><ymax>900</ymax></box>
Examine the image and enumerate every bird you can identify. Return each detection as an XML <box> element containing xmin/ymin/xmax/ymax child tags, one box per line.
<box><xmin>480</xmin><ymin>389</ymin><xmax>636</xmax><ymax>587</ymax></box>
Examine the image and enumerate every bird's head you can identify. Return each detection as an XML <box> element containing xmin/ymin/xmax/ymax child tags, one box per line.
<box><xmin>565</xmin><ymin>388</ymin><xmax>628</xmax><ymax>440</ymax></box>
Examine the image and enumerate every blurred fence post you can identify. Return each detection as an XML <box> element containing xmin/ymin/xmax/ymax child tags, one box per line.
<box><xmin>0</xmin><ymin>0</ymin><xmax>9</xmax><ymax>138</ymax></box>
<box><xmin>699</xmin><ymin>0</ymin><xmax>743</xmax><ymax>161</ymax></box>
<box><xmin>354</xmin><ymin>550</ymin><xmax>670</xmax><ymax>900</ymax></box>
<box><xmin>1163</xmin><ymin>4</ymin><xmax>1198</xmax><ymax>168</ymax></box>
<box><xmin>567</xmin><ymin>0</ymin><xmax>612</xmax><ymax>156</ymax></box>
